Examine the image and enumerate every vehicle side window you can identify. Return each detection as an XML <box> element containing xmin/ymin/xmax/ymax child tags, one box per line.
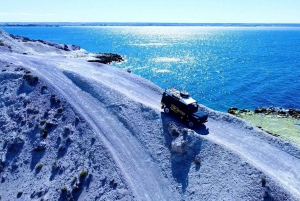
<box><xmin>188</xmin><ymin>102</ymin><xmax>198</xmax><ymax>112</ymax></box>
<box><xmin>163</xmin><ymin>95</ymin><xmax>174</xmax><ymax>105</ymax></box>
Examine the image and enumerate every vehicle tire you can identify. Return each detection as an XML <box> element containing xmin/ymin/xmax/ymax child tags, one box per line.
<box><xmin>188</xmin><ymin>121</ymin><xmax>194</xmax><ymax>128</ymax></box>
<box><xmin>164</xmin><ymin>107</ymin><xmax>170</xmax><ymax>114</ymax></box>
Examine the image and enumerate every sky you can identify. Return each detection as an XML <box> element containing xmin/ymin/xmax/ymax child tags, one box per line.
<box><xmin>1</xmin><ymin>0</ymin><xmax>300</xmax><ymax>23</ymax></box>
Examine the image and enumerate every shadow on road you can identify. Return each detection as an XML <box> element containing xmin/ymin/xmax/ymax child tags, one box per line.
<box><xmin>194</xmin><ymin>124</ymin><xmax>209</xmax><ymax>135</ymax></box>
<box><xmin>160</xmin><ymin>112</ymin><xmax>207</xmax><ymax>193</ymax></box>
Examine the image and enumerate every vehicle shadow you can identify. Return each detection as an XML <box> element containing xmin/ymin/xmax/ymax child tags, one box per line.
<box><xmin>160</xmin><ymin>112</ymin><xmax>206</xmax><ymax>193</ymax></box>
<box><xmin>194</xmin><ymin>124</ymin><xmax>209</xmax><ymax>135</ymax></box>
<box><xmin>160</xmin><ymin>112</ymin><xmax>210</xmax><ymax>135</ymax></box>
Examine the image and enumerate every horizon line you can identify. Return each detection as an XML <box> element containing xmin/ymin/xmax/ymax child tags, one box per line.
<box><xmin>1</xmin><ymin>22</ymin><xmax>300</xmax><ymax>27</ymax></box>
<box><xmin>1</xmin><ymin>22</ymin><xmax>300</xmax><ymax>24</ymax></box>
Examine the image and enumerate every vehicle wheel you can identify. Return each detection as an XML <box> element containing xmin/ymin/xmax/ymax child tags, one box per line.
<box><xmin>188</xmin><ymin>121</ymin><xmax>194</xmax><ymax>128</ymax></box>
<box><xmin>164</xmin><ymin>107</ymin><xmax>170</xmax><ymax>114</ymax></box>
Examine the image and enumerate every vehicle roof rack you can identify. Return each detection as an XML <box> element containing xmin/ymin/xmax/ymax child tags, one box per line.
<box><xmin>165</xmin><ymin>87</ymin><xmax>189</xmax><ymax>97</ymax></box>
<box><xmin>165</xmin><ymin>88</ymin><xmax>196</xmax><ymax>105</ymax></box>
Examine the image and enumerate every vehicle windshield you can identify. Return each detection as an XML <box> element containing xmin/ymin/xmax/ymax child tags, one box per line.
<box><xmin>188</xmin><ymin>102</ymin><xmax>198</xmax><ymax>113</ymax></box>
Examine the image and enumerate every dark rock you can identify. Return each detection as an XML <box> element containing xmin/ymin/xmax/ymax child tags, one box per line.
<box><xmin>228</xmin><ymin>107</ymin><xmax>238</xmax><ymax>115</ymax></box>
<box><xmin>90</xmin><ymin>53</ymin><xmax>124</xmax><ymax>64</ymax></box>
<box><xmin>288</xmin><ymin>108</ymin><xmax>297</xmax><ymax>115</ymax></box>
<box><xmin>278</xmin><ymin>110</ymin><xmax>287</xmax><ymax>116</ymax></box>
<box><xmin>64</xmin><ymin>126</ymin><xmax>71</xmax><ymax>135</ymax></box>
<box><xmin>17</xmin><ymin>191</ymin><xmax>23</xmax><ymax>198</ymax></box>
<box><xmin>33</xmin><ymin>142</ymin><xmax>46</xmax><ymax>152</ymax></box>
<box><xmin>109</xmin><ymin>179</ymin><xmax>118</xmax><ymax>189</ymax></box>
<box><xmin>71</xmin><ymin>44</ymin><xmax>81</xmax><ymax>50</ymax></box>
<box><xmin>261</xmin><ymin>177</ymin><xmax>266</xmax><ymax>186</ymax></box>
<box><xmin>45</xmin><ymin>121</ymin><xmax>56</xmax><ymax>129</ymax></box>
<box><xmin>50</xmin><ymin>94</ymin><xmax>61</xmax><ymax>105</ymax></box>
<box><xmin>288</xmin><ymin>108</ymin><xmax>300</xmax><ymax>119</ymax></box>
<box><xmin>240</xmin><ymin>109</ymin><xmax>250</xmax><ymax>113</ymax></box>
<box><xmin>22</xmin><ymin>37</ymin><xmax>30</xmax><ymax>42</ymax></box>
<box><xmin>23</xmin><ymin>74</ymin><xmax>39</xmax><ymax>86</ymax></box>
<box><xmin>1</xmin><ymin>176</ymin><xmax>5</xmax><ymax>183</ymax></box>
<box><xmin>63</xmin><ymin>45</ymin><xmax>69</xmax><ymax>51</ymax></box>
<box><xmin>266</xmin><ymin>107</ymin><xmax>276</xmax><ymax>114</ymax></box>
<box><xmin>265</xmin><ymin>130</ymin><xmax>280</xmax><ymax>137</ymax></box>
<box><xmin>87</xmin><ymin>59</ymin><xmax>102</xmax><ymax>63</ymax></box>
<box><xmin>254</xmin><ymin>108</ymin><xmax>267</xmax><ymax>114</ymax></box>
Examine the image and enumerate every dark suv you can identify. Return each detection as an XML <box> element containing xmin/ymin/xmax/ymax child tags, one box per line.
<box><xmin>161</xmin><ymin>88</ymin><xmax>208</xmax><ymax>127</ymax></box>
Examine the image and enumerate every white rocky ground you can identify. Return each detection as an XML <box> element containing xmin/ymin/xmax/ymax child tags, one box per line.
<box><xmin>0</xmin><ymin>29</ymin><xmax>299</xmax><ymax>201</ymax></box>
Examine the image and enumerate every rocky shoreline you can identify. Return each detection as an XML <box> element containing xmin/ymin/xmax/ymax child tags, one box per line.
<box><xmin>228</xmin><ymin>107</ymin><xmax>300</xmax><ymax>139</ymax></box>
<box><xmin>7</xmin><ymin>34</ymin><xmax>124</xmax><ymax>64</ymax></box>
<box><xmin>228</xmin><ymin>107</ymin><xmax>300</xmax><ymax>119</ymax></box>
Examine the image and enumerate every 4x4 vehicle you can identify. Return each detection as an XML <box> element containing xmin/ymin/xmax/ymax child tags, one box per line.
<box><xmin>161</xmin><ymin>88</ymin><xmax>208</xmax><ymax>127</ymax></box>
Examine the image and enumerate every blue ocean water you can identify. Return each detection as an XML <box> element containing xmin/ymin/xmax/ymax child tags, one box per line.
<box><xmin>2</xmin><ymin>26</ymin><xmax>300</xmax><ymax>112</ymax></box>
